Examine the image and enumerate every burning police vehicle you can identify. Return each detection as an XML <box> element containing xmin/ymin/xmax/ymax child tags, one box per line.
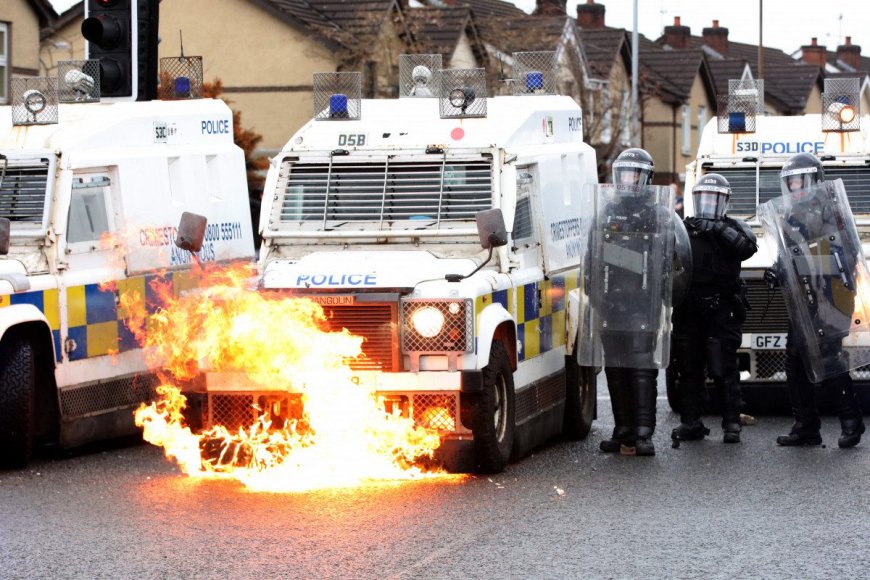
<box><xmin>191</xmin><ymin>54</ymin><xmax>600</xmax><ymax>476</ymax></box>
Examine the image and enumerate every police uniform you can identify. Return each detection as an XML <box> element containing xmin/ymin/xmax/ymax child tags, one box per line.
<box><xmin>671</xmin><ymin>172</ymin><xmax>757</xmax><ymax>443</ymax></box>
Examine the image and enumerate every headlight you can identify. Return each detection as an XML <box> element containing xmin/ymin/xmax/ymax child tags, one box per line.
<box><xmin>411</xmin><ymin>306</ymin><xmax>445</xmax><ymax>338</ymax></box>
<box><xmin>448</xmin><ymin>87</ymin><xmax>475</xmax><ymax>109</ymax></box>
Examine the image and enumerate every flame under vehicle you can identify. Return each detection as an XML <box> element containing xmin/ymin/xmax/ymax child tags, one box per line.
<box><xmin>681</xmin><ymin>77</ymin><xmax>870</xmax><ymax>411</ymax></box>
<box><xmin>201</xmin><ymin>58</ymin><xmax>599</xmax><ymax>473</ymax></box>
<box><xmin>0</xmin><ymin>69</ymin><xmax>256</xmax><ymax>467</ymax></box>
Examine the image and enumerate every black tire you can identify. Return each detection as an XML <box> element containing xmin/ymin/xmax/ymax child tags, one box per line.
<box><xmin>666</xmin><ymin>365</ymin><xmax>682</xmax><ymax>414</ymax></box>
<box><xmin>471</xmin><ymin>341</ymin><xmax>515</xmax><ymax>474</ymax></box>
<box><xmin>0</xmin><ymin>337</ymin><xmax>36</xmax><ymax>468</ymax></box>
<box><xmin>563</xmin><ymin>351</ymin><xmax>596</xmax><ymax>440</ymax></box>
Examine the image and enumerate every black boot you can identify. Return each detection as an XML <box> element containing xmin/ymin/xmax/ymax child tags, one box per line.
<box><xmin>601</xmin><ymin>368</ymin><xmax>635</xmax><ymax>453</ymax></box>
<box><xmin>776</xmin><ymin>418</ymin><xmax>822</xmax><ymax>446</ymax></box>
<box><xmin>832</xmin><ymin>373</ymin><xmax>865</xmax><ymax>449</ymax></box>
<box><xmin>838</xmin><ymin>417</ymin><xmax>866</xmax><ymax>449</ymax></box>
<box><xmin>627</xmin><ymin>369</ymin><xmax>657</xmax><ymax>457</ymax></box>
<box><xmin>672</xmin><ymin>421</ymin><xmax>710</xmax><ymax>441</ymax></box>
<box><xmin>777</xmin><ymin>347</ymin><xmax>821</xmax><ymax>446</ymax></box>
<box><xmin>722</xmin><ymin>421</ymin><xmax>741</xmax><ymax>444</ymax></box>
<box><xmin>633</xmin><ymin>426</ymin><xmax>655</xmax><ymax>456</ymax></box>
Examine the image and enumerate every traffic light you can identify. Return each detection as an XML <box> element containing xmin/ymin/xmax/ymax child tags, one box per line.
<box><xmin>81</xmin><ymin>0</ymin><xmax>159</xmax><ymax>101</ymax></box>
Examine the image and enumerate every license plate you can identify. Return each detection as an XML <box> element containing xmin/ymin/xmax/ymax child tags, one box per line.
<box><xmin>751</xmin><ymin>333</ymin><xmax>787</xmax><ymax>350</ymax></box>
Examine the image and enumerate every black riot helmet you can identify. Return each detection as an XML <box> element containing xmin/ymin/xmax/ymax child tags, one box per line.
<box><xmin>780</xmin><ymin>153</ymin><xmax>825</xmax><ymax>196</ymax></box>
<box><xmin>692</xmin><ymin>173</ymin><xmax>731</xmax><ymax>219</ymax></box>
<box><xmin>612</xmin><ymin>148</ymin><xmax>655</xmax><ymax>187</ymax></box>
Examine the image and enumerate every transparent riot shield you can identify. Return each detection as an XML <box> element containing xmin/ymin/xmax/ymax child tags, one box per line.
<box><xmin>672</xmin><ymin>214</ymin><xmax>692</xmax><ymax>307</ymax></box>
<box><xmin>758</xmin><ymin>179</ymin><xmax>870</xmax><ymax>383</ymax></box>
<box><xmin>578</xmin><ymin>184</ymin><xmax>676</xmax><ymax>369</ymax></box>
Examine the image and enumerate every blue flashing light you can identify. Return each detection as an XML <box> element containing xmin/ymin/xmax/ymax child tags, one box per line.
<box><xmin>174</xmin><ymin>76</ymin><xmax>191</xmax><ymax>98</ymax></box>
<box><xmin>728</xmin><ymin>111</ymin><xmax>746</xmax><ymax>133</ymax></box>
<box><xmin>330</xmin><ymin>93</ymin><xmax>349</xmax><ymax>118</ymax></box>
<box><xmin>526</xmin><ymin>71</ymin><xmax>544</xmax><ymax>92</ymax></box>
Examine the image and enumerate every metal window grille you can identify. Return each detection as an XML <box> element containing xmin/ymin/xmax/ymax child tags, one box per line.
<box><xmin>275</xmin><ymin>157</ymin><xmax>493</xmax><ymax>227</ymax></box>
<box><xmin>0</xmin><ymin>159</ymin><xmax>50</xmax><ymax>227</ymax></box>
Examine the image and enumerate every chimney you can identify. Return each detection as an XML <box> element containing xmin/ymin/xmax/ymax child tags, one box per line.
<box><xmin>702</xmin><ymin>19</ymin><xmax>729</xmax><ymax>56</ymax></box>
<box><xmin>801</xmin><ymin>37</ymin><xmax>827</xmax><ymax>67</ymax></box>
<box><xmin>577</xmin><ymin>0</ymin><xmax>605</xmax><ymax>29</ymax></box>
<box><xmin>663</xmin><ymin>16</ymin><xmax>691</xmax><ymax>50</ymax></box>
<box><xmin>837</xmin><ymin>36</ymin><xmax>862</xmax><ymax>70</ymax></box>
<box><xmin>534</xmin><ymin>0</ymin><xmax>566</xmax><ymax>15</ymax></box>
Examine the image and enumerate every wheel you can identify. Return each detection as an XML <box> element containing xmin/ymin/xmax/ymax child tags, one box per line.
<box><xmin>563</xmin><ymin>349</ymin><xmax>596</xmax><ymax>440</ymax></box>
<box><xmin>666</xmin><ymin>365</ymin><xmax>682</xmax><ymax>414</ymax></box>
<box><xmin>470</xmin><ymin>341</ymin><xmax>515</xmax><ymax>474</ymax></box>
<box><xmin>0</xmin><ymin>336</ymin><xmax>36</xmax><ymax>468</ymax></box>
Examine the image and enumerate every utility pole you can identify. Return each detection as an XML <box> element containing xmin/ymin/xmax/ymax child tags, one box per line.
<box><xmin>631</xmin><ymin>0</ymin><xmax>639</xmax><ymax>147</ymax></box>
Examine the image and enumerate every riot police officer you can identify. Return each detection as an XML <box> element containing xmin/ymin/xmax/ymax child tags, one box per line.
<box><xmin>597</xmin><ymin>148</ymin><xmax>663</xmax><ymax>456</ymax></box>
<box><xmin>765</xmin><ymin>153</ymin><xmax>866</xmax><ymax>448</ymax></box>
<box><xmin>671</xmin><ymin>174</ymin><xmax>757</xmax><ymax>443</ymax></box>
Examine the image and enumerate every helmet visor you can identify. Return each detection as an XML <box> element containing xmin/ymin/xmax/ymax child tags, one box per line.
<box><xmin>692</xmin><ymin>189</ymin><xmax>728</xmax><ymax>219</ymax></box>
<box><xmin>612</xmin><ymin>161</ymin><xmax>652</xmax><ymax>187</ymax></box>
<box><xmin>781</xmin><ymin>166</ymin><xmax>820</xmax><ymax>197</ymax></box>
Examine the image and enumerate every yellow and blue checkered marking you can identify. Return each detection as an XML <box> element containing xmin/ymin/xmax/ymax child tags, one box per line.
<box><xmin>67</xmin><ymin>272</ymin><xmax>188</xmax><ymax>361</ymax></box>
<box><xmin>475</xmin><ymin>271</ymin><xmax>578</xmax><ymax>362</ymax></box>
<box><xmin>2</xmin><ymin>271</ymin><xmax>195</xmax><ymax>363</ymax></box>
<box><xmin>0</xmin><ymin>289</ymin><xmax>62</xmax><ymax>361</ymax></box>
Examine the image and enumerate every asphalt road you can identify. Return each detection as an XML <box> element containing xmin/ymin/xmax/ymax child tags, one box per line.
<box><xmin>2</xmin><ymin>374</ymin><xmax>869</xmax><ymax>579</ymax></box>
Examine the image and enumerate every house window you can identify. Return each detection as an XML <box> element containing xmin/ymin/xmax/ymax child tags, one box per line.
<box><xmin>0</xmin><ymin>23</ymin><xmax>8</xmax><ymax>105</ymax></box>
<box><xmin>697</xmin><ymin>105</ymin><xmax>708</xmax><ymax>145</ymax></box>
<box><xmin>681</xmin><ymin>104</ymin><xmax>691</xmax><ymax>156</ymax></box>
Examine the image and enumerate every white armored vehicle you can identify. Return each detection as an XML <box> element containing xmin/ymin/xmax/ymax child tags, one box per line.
<box><xmin>203</xmin><ymin>55</ymin><xmax>600</xmax><ymax>472</ymax></box>
<box><xmin>0</xmin><ymin>64</ymin><xmax>255</xmax><ymax>467</ymax></box>
<box><xmin>683</xmin><ymin>78</ymin><xmax>870</xmax><ymax>408</ymax></box>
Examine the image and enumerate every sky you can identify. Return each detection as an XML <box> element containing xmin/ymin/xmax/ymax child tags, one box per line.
<box><xmin>510</xmin><ymin>0</ymin><xmax>870</xmax><ymax>57</ymax></box>
<box><xmin>49</xmin><ymin>0</ymin><xmax>870</xmax><ymax>59</ymax></box>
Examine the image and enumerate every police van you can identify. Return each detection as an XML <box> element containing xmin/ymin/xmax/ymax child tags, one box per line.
<box><xmin>682</xmin><ymin>78</ymin><xmax>870</xmax><ymax>409</ymax></box>
<box><xmin>200</xmin><ymin>54</ymin><xmax>599</xmax><ymax>473</ymax></box>
<box><xmin>0</xmin><ymin>66</ymin><xmax>255</xmax><ymax>467</ymax></box>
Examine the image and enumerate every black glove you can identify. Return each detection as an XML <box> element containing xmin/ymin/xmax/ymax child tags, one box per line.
<box><xmin>685</xmin><ymin>217</ymin><xmax>715</xmax><ymax>234</ymax></box>
<box><xmin>764</xmin><ymin>268</ymin><xmax>779</xmax><ymax>290</ymax></box>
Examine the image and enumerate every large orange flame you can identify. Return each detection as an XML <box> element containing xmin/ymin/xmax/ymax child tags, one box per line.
<box><xmin>125</xmin><ymin>262</ymin><xmax>456</xmax><ymax>492</ymax></box>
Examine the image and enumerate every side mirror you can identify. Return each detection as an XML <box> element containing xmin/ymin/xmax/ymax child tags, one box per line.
<box><xmin>476</xmin><ymin>208</ymin><xmax>508</xmax><ymax>249</ymax></box>
<box><xmin>0</xmin><ymin>218</ymin><xmax>10</xmax><ymax>255</ymax></box>
<box><xmin>175</xmin><ymin>212</ymin><xmax>207</xmax><ymax>253</ymax></box>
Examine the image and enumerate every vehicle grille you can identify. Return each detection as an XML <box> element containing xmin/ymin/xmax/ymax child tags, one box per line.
<box><xmin>208</xmin><ymin>394</ymin><xmax>258</xmax><ymax>431</ymax></box>
<box><xmin>412</xmin><ymin>393</ymin><xmax>457</xmax><ymax>432</ymax></box>
<box><xmin>0</xmin><ymin>160</ymin><xmax>50</xmax><ymax>227</ymax></box>
<box><xmin>742</xmin><ymin>277</ymin><xmax>789</xmax><ymax>333</ymax></box>
<box><xmin>59</xmin><ymin>373</ymin><xmax>159</xmax><ymax>418</ymax></box>
<box><xmin>708</xmin><ymin>166</ymin><xmax>870</xmax><ymax>218</ymax></box>
<box><xmin>321</xmin><ymin>304</ymin><xmax>398</xmax><ymax>371</ymax></box>
<box><xmin>275</xmin><ymin>158</ymin><xmax>493</xmax><ymax>226</ymax></box>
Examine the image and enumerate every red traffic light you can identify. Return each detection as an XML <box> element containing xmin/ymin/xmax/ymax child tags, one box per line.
<box><xmin>95</xmin><ymin>0</ymin><xmax>121</xmax><ymax>6</ymax></box>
